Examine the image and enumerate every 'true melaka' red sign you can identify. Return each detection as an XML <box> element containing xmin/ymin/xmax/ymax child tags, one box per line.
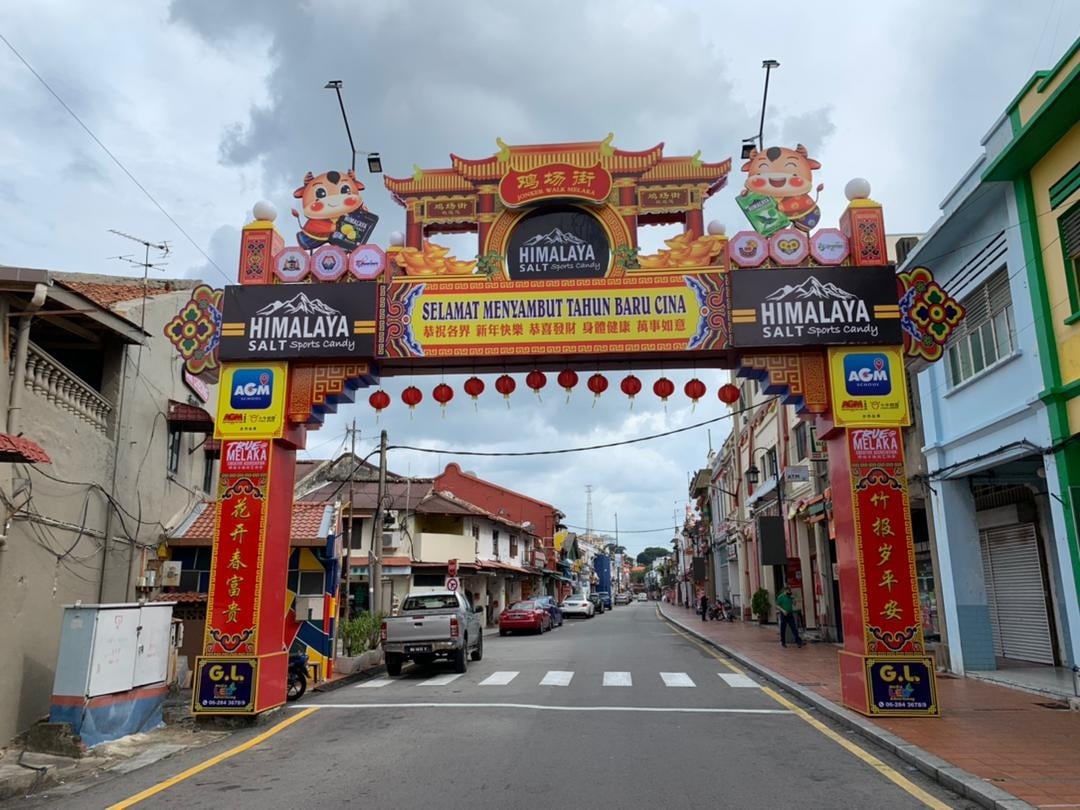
<box><xmin>499</xmin><ymin>162</ymin><xmax>613</xmax><ymax>208</ymax></box>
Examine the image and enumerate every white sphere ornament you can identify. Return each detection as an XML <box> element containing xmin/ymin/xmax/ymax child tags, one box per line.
<box><xmin>706</xmin><ymin>220</ymin><xmax>726</xmax><ymax>235</ymax></box>
<box><xmin>252</xmin><ymin>200</ymin><xmax>277</xmax><ymax>222</ymax></box>
<box><xmin>844</xmin><ymin>178</ymin><xmax>871</xmax><ymax>201</ymax></box>
<box><xmin>389</xmin><ymin>230</ymin><xmax>405</xmax><ymax>247</ymax></box>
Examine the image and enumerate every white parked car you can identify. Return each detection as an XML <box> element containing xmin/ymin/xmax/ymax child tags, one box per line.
<box><xmin>636</xmin><ymin>593</ymin><xmax>647</xmax><ymax>602</ymax></box>
<box><xmin>560</xmin><ymin>594</ymin><xmax>594</xmax><ymax>618</ymax></box>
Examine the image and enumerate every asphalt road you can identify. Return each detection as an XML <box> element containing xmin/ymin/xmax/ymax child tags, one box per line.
<box><xmin>12</xmin><ymin>603</ymin><xmax>974</xmax><ymax>809</ymax></box>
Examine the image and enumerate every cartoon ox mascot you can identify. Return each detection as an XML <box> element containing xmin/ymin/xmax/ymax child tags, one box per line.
<box><xmin>291</xmin><ymin>169</ymin><xmax>369</xmax><ymax>250</ymax></box>
<box><xmin>741</xmin><ymin>144</ymin><xmax>824</xmax><ymax>232</ymax></box>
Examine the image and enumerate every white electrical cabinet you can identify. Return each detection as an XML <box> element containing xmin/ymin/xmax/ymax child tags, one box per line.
<box><xmin>53</xmin><ymin>602</ymin><xmax>177</xmax><ymax>699</ymax></box>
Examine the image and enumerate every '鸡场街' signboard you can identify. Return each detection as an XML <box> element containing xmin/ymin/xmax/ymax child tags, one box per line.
<box><xmin>219</xmin><ymin>283</ymin><xmax>377</xmax><ymax>361</ymax></box>
<box><xmin>729</xmin><ymin>265</ymin><xmax>902</xmax><ymax>347</ymax></box>
<box><xmin>377</xmin><ymin>271</ymin><xmax>729</xmax><ymax>359</ymax></box>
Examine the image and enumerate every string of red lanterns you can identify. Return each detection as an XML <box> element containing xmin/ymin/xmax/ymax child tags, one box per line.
<box><xmin>368</xmin><ymin>374</ymin><xmax>736</xmax><ymax>414</ymax></box>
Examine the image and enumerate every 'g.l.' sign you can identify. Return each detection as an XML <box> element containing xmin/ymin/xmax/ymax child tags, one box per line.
<box><xmin>193</xmin><ymin>657</ymin><xmax>256</xmax><ymax>713</ymax></box>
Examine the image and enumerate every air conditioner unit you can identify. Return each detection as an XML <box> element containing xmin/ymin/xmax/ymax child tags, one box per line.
<box><xmin>160</xmin><ymin>561</ymin><xmax>182</xmax><ymax>588</ymax></box>
<box><xmin>382</xmin><ymin>532</ymin><xmax>396</xmax><ymax>548</ymax></box>
<box><xmin>293</xmin><ymin>596</ymin><xmax>324</xmax><ymax>622</ymax></box>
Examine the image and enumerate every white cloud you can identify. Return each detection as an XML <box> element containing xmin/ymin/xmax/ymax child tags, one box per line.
<box><xmin>2</xmin><ymin>0</ymin><xmax>1077</xmax><ymax>554</ymax></box>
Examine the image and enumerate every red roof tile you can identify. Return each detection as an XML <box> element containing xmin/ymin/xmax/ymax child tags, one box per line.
<box><xmin>170</xmin><ymin>501</ymin><xmax>333</xmax><ymax>546</ymax></box>
<box><xmin>150</xmin><ymin>591</ymin><xmax>207</xmax><ymax>603</ymax></box>
<box><xmin>58</xmin><ymin>279</ymin><xmax>183</xmax><ymax>309</ymax></box>
<box><xmin>0</xmin><ymin>432</ymin><xmax>50</xmax><ymax>463</ymax></box>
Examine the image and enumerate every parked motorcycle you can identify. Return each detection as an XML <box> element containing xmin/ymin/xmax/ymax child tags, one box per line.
<box><xmin>287</xmin><ymin>652</ymin><xmax>309</xmax><ymax>701</ymax></box>
<box><xmin>709</xmin><ymin>600</ymin><xmax>736</xmax><ymax>622</ymax></box>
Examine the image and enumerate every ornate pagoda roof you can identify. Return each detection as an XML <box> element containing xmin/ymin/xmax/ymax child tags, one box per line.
<box><xmin>639</xmin><ymin>155</ymin><xmax>732</xmax><ymax>193</ymax></box>
<box><xmin>384</xmin><ymin>134</ymin><xmax>725</xmax><ymax>201</ymax></box>
<box><xmin>384</xmin><ymin>168</ymin><xmax>475</xmax><ymax>202</ymax></box>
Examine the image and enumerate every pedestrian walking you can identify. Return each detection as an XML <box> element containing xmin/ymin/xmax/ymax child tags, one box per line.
<box><xmin>700</xmin><ymin>593</ymin><xmax>709</xmax><ymax>622</ymax></box>
<box><xmin>776</xmin><ymin>585</ymin><xmax>804</xmax><ymax>647</ymax></box>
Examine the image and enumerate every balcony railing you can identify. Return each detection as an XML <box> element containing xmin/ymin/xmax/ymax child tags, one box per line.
<box><xmin>19</xmin><ymin>342</ymin><xmax>113</xmax><ymax>432</ymax></box>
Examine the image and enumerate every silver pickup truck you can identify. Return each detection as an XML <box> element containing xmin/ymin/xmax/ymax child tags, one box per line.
<box><xmin>380</xmin><ymin>590</ymin><xmax>484</xmax><ymax>676</ymax></box>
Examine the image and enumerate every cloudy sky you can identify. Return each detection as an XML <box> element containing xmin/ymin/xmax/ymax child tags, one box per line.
<box><xmin>2</xmin><ymin>1</ymin><xmax>1077</xmax><ymax>556</ymax></box>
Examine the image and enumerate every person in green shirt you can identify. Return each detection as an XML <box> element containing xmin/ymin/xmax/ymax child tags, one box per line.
<box><xmin>776</xmin><ymin>585</ymin><xmax>805</xmax><ymax>648</ymax></box>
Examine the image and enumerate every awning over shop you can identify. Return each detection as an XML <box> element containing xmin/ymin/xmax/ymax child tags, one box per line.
<box><xmin>0</xmin><ymin>432</ymin><xmax>50</xmax><ymax>464</ymax></box>
<box><xmin>167</xmin><ymin>399</ymin><xmax>214</xmax><ymax>434</ymax></box>
<box><xmin>203</xmin><ymin>438</ymin><xmax>221</xmax><ymax>459</ymax></box>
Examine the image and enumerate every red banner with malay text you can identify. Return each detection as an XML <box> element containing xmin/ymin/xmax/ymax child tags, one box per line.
<box><xmin>203</xmin><ymin>440</ymin><xmax>272</xmax><ymax>656</ymax></box>
<box><xmin>847</xmin><ymin>428</ymin><xmax>924</xmax><ymax>655</ymax></box>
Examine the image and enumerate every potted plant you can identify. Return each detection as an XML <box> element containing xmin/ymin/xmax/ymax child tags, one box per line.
<box><xmin>751</xmin><ymin>588</ymin><xmax>771</xmax><ymax>624</ymax></box>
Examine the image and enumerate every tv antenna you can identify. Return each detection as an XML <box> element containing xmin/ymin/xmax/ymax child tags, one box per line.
<box><xmin>108</xmin><ymin>229</ymin><xmax>170</xmax><ymax>331</ymax></box>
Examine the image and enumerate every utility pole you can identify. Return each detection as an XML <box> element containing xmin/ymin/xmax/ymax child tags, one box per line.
<box><xmin>371</xmin><ymin>429</ymin><xmax>388</xmax><ymax>614</ymax></box>
<box><xmin>342</xmin><ymin>420</ymin><xmax>359</xmax><ymax>618</ymax></box>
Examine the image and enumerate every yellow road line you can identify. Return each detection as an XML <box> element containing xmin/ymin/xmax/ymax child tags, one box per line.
<box><xmin>657</xmin><ymin>608</ymin><xmax>950</xmax><ymax>810</ymax></box>
<box><xmin>105</xmin><ymin>707</ymin><xmax>320</xmax><ymax>809</ymax></box>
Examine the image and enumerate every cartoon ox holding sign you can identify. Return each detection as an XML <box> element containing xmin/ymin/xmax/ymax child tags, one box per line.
<box><xmin>291</xmin><ymin>169</ymin><xmax>378</xmax><ymax>252</ymax></box>
<box><xmin>740</xmin><ymin>144</ymin><xmax>824</xmax><ymax>233</ymax></box>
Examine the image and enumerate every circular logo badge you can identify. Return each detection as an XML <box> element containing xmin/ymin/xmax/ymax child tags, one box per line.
<box><xmin>310</xmin><ymin>244</ymin><xmax>348</xmax><ymax>281</ymax></box>
<box><xmin>274</xmin><ymin>247</ymin><xmax>310</xmax><ymax>283</ymax></box>
<box><xmin>349</xmin><ymin>244</ymin><xmax>386</xmax><ymax>280</ymax></box>
<box><xmin>505</xmin><ymin>205</ymin><xmax>610</xmax><ymax>280</ymax></box>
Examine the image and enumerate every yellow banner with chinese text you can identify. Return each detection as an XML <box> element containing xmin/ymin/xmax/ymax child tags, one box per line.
<box><xmin>380</xmin><ymin>273</ymin><xmax>723</xmax><ymax>359</ymax></box>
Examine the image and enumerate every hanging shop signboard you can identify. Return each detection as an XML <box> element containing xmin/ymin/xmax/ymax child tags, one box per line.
<box><xmin>498</xmin><ymin>162</ymin><xmax>613</xmax><ymax>208</ymax></box>
<box><xmin>505</xmin><ymin>205</ymin><xmax>611</xmax><ymax>280</ymax></box>
<box><xmin>827</xmin><ymin>345</ymin><xmax>911</xmax><ymax>427</ymax></box>
<box><xmin>729</xmin><ymin>266</ymin><xmax>902</xmax><ymax>348</ymax></box>
<box><xmin>214</xmin><ymin>362</ymin><xmax>287</xmax><ymax>439</ymax></box>
<box><xmin>377</xmin><ymin>270</ymin><xmax>729</xmax><ymax>359</ymax></box>
<box><xmin>219</xmin><ymin>283</ymin><xmax>377</xmax><ymax>361</ymax></box>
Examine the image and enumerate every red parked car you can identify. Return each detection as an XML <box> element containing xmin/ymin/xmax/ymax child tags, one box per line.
<box><xmin>498</xmin><ymin>600</ymin><xmax>550</xmax><ymax>636</ymax></box>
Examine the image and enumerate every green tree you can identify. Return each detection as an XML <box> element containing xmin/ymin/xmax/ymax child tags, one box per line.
<box><xmin>636</xmin><ymin>546</ymin><xmax>671</xmax><ymax>567</ymax></box>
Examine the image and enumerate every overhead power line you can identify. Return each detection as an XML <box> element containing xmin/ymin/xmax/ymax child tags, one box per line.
<box><xmin>0</xmin><ymin>33</ymin><xmax>230</xmax><ymax>285</ymax></box>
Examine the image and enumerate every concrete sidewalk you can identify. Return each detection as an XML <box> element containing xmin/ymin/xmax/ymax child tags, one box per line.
<box><xmin>659</xmin><ymin>602</ymin><xmax>1079</xmax><ymax>810</ymax></box>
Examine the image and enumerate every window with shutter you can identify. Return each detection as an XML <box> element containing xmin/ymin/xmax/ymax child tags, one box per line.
<box><xmin>945</xmin><ymin>267</ymin><xmax>1015</xmax><ymax>387</ymax></box>
<box><xmin>1063</xmin><ymin>203</ymin><xmax>1080</xmax><ymax>311</ymax></box>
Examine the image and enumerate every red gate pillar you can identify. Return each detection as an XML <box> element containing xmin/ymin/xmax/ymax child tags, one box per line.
<box><xmin>192</xmin><ymin>218</ymin><xmax>306</xmax><ymax>716</ymax></box>
<box><xmin>821</xmin><ymin>423</ymin><xmax>937</xmax><ymax>715</ymax></box>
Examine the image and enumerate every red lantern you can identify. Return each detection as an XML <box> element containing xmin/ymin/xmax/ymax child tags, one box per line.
<box><xmin>401</xmin><ymin>385</ymin><xmax>422</xmax><ymax>411</ymax></box>
<box><xmin>557</xmin><ymin>368</ymin><xmax>579</xmax><ymax>402</ymax></box>
<box><xmin>653</xmin><ymin>376</ymin><xmax>675</xmax><ymax>401</ymax></box>
<box><xmin>620</xmin><ymin>374</ymin><xmax>642</xmax><ymax>408</ymax></box>
<box><xmin>495</xmin><ymin>374</ymin><xmax>516</xmax><ymax>408</ymax></box>
<box><xmin>685</xmin><ymin>378</ymin><xmax>707</xmax><ymax>405</ymax></box>
<box><xmin>526</xmin><ymin>369</ymin><xmax>547</xmax><ymax>399</ymax></box>
<box><xmin>587</xmin><ymin>373</ymin><xmax>608</xmax><ymax>407</ymax></box>
<box><xmin>464</xmin><ymin>376</ymin><xmax>485</xmax><ymax>411</ymax></box>
<box><xmin>718</xmin><ymin>383</ymin><xmax>740</xmax><ymax>405</ymax></box>
<box><xmin>433</xmin><ymin>383</ymin><xmax>454</xmax><ymax>416</ymax></box>
<box><xmin>368</xmin><ymin>389</ymin><xmax>390</xmax><ymax>421</ymax></box>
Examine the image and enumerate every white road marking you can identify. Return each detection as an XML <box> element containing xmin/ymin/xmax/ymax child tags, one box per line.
<box><xmin>660</xmin><ymin>672</ymin><xmax>696</xmax><ymax>687</ymax></box>
<box><xmin>356</xmin><ymin>678</ymin><xmax>393</xmax><ymax>688</ymax></box>
<box><xmin>293</xmin><ymin>702</ymin><xmax>791</xmax><ymax>715</ymax></box>
<box><xmin>603</xmin><ymin>671</ymin><xmax>632</xmax><ymax>687</ymax></box>
<box><xmin>479</xmin><ymin>671</ymin><xmax>519</xmax><ymax>686</ymax></box>
<box><xmin>540</xmin><ymin>670</ymin><xmax>574</xmax><ymax>686</ymax></box>
<box><xmin>419</xmin><ymin>673</ymin><xmax>463</xmax><ymax>686</ymax></box>
<box><xmin>718</xmin><ymin>673</ymin><xmax>760</xmax><ymax>688</ymax></box>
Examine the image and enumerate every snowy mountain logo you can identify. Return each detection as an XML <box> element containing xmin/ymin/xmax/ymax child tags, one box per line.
<box><xmin>756</xmin><ymin>274</ymin><xmax>872</xmax><ymax>338</ymax></box>
<box><xmin>255</xmin><ymin>293</ymin><xmax>341</xmax><ymax>317</ymax></box>
<box><xmin>522</xmin><ymin>228</ymin><xmax>587</xmax><ymax>247</ymax></box>
<box><xmin>765</xmin><ymin>276</ymin><xmax>857</xmax><ymax>302</ymax></box>
<box><xmin>247</xmin><ymin>292</ymin><xmax>350</xmax><ymax>345</ymax></box>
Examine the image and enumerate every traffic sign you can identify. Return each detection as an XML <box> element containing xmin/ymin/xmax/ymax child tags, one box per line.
<box><xmin>448</xmin><ymin>558</ymin><xmax>458</xmax><ymax>578</ymax></box>
<box><xmin>446</xmin><ymin>577</ymin><xmax>459</xmax><ymax>592</ymax></box>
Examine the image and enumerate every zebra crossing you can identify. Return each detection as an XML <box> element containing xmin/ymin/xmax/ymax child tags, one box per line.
<box><xmin>357</xmin><ymin>670</ymin><xmax>760</xmax><ymax>690</ymax></box>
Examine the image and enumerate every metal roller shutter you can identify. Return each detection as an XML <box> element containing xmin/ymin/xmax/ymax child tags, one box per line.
<box><xmin>979</xmin><ymin>524</ymin><xmax>1054</xmax><ymax>665</ymax></box>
